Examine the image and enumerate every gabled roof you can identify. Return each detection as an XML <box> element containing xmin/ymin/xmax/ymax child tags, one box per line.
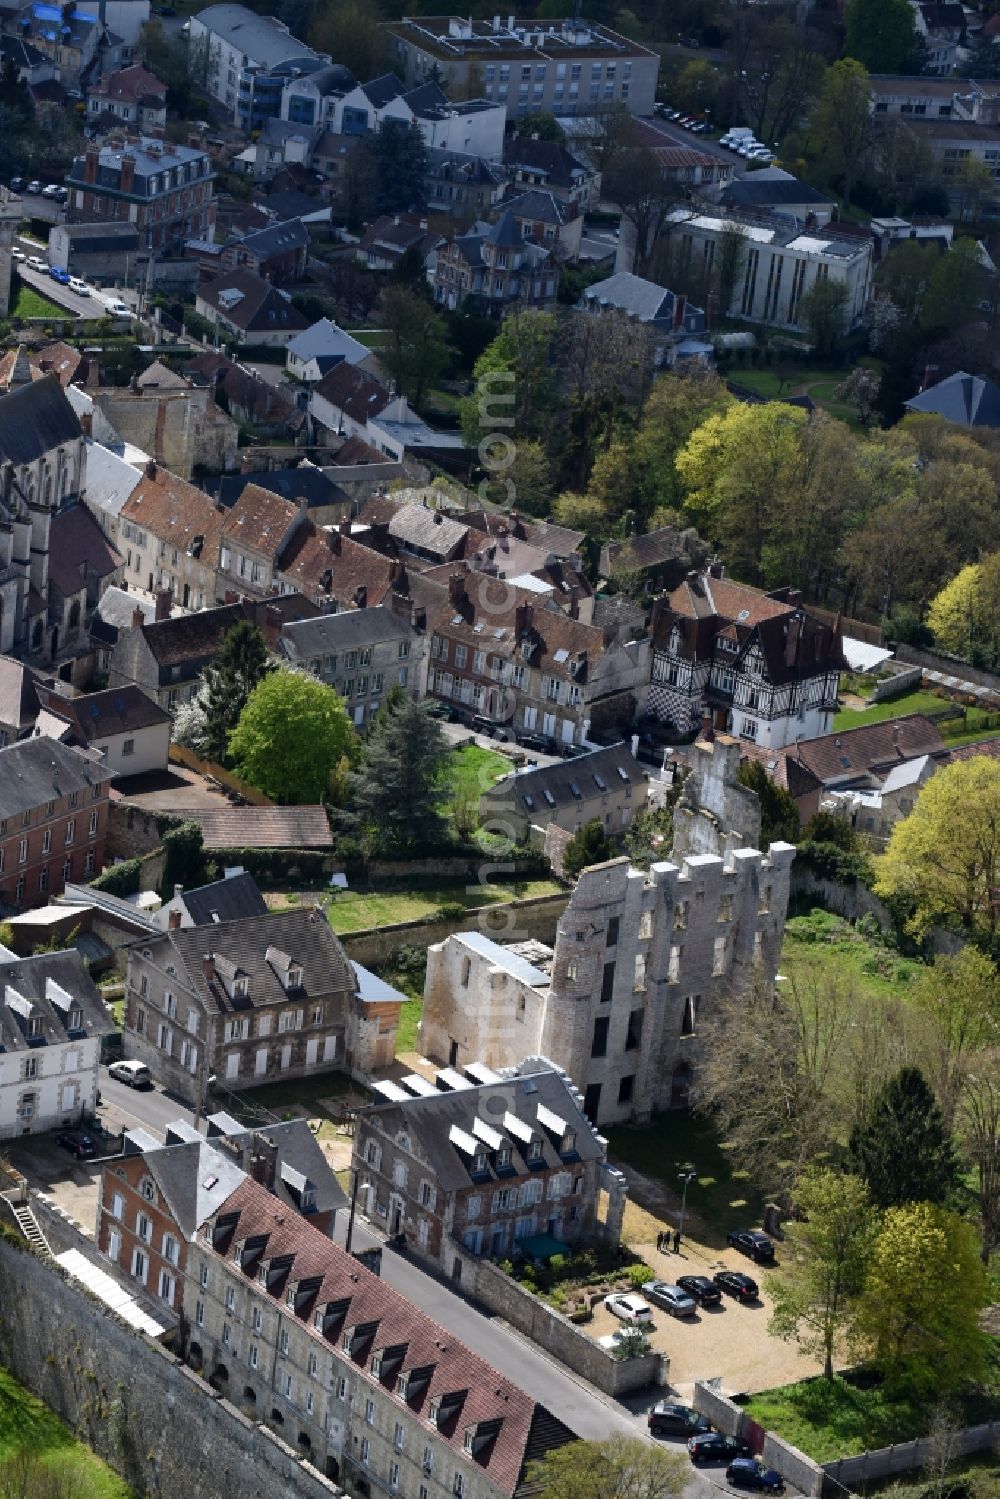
<box><xmin>388</xmin><ymin>504</ymin><xmax>469</xmax><ymax>559</ymax></box>
<box><xmin>36</xmin><ymin>684</ymin><xmax>171</xmax><ymax>741</ymax></box>
<box><xmin>141</xmin><ymin>905</ymin><xmax>350</xmax><ymax>1017</ymax></box>
<box><xmin>48</xmin><ymin>503</ymin><xmax>122</xmax><ymax>598</ymax></box>
<box><xmin>128</xmin><ymin>1132</ymin><xmax>247</xmax><ymax>1238</ymax></box>
<box><xmin>218</xmin><ymin>465</ymin><xmax>344</xmax><ymax>513</ymax></box>
<box><xmin>233</xmin><ymin>216</ymin><xmax>309</xmax><ymax>260</ymax></box>
<box><xmin>197</xmin><ymin>270</ymin><xmax>309</xmax><ymax>334</ymax></box>
<box><xmin>485</xmin><ymin>742</ymin><xmax>643</xmax><ymax>818</ymax></box>
<box><xmin>312</xmin><ymin>361</ymin><xmax>391</xmax><ymax>424</ymax></box>
<box><xmin>600</xmin><ymin>526</ymin><xmax>707</xmax><ymax>576</ymax></box>
<box><xmin>120</xmin><ymin>464</ymin><xmax>224</xmax><ymax>571</ymax></box>
<box><xmin>280</xmin><ymin>604</ymin><xmax>415</xmax><ymax>664</ymax></box>
<box><xmin>0</xmin><ymin>657</ymin><xmax>40</xmax><ymax>732</ymax></box>
<box><xmin>164</xmin><ymin>804</ymin><xmax>334</xmax><ymax>852</ymax></box>
<box><xmin>90</xmin><ymin>64</ymin><xmax>166</xmax><ymax>103</ymax></box>
<box><xmin>192</xmin><ymin>4</ymin><xmax>322</xmax><ymax>68</ymax></box>
<box><xmin>135</xmin><ymin>360</ymin><xmax>188</xmax><ymax>390</ymax></box>
<box><xmin>358</xmin><ymin>71</ymin><xmax>406</xmax><ymax>108</ymax></box>
<box><xmin>83</xmin><ymin>441</ymin><xmax>143</xmax><ymax>518</ymax></box>
<box><xmin>90</xmin><ymin>586</ymin><xmax>156</xmax><ymax>647</ymax></box>
<box><xmin>503</xmin><ymin>188</ymin><xmax>567</xmax><ymax>226</ymax></box>
<box><xmin>0</xmin><ymin>737</ymin><xmax>113</xmax><ymax>820</ymax></box>
<box><xmin>903</xmin><ymin>370</ymin><xmax>1000</xmax><ymax>428</ymax></box>
<box><xmin>136</xmin><ymin>602</ymin><xmax>250</xmax><ymax>671</ymax></box>
<box><xmin>0</xmin><ymin>373</ymin><xmax>81</xmax><ymax>466</ymax></box>
<box><xmin>503</xmin><ymin>134</ymin><xmax>592</xmax><ymax>189</ymax></box>
<box><xmin>278</xmin><ymin>525</ymin><xmax>397</xmax><ymax>609</ymax></box>
<box><xmin>286</xmin><ymin>318</ymin><xmax>369</xmax><ymax>366</ymax></box>
<box><xmin>204</xmin><ymin>1175</ymin><xmax>576</xmax><ymax>1494</ymax></box>
<box><xmin>0</xmin><ymin>949</ymin><xmax>114</xmax><ymax>1056</ymax></box>
<box><xmin>168</xmin><ymin>871</ymin><xmax>268</xmax><ymax>927</ymax></box>
<box><xmin>221</xmin><ymin>482</ymin><xmax>302</xmax><ymax>559</ymax></box>
<box><xmin>790</xmin><ymin>714</ymin><xmax>947</xmax><ymax>788</ymax></box>
<box><xmin>584</xmin><ymin>271</ymin><xmax>676</xmax><ymax>322</ymax></box>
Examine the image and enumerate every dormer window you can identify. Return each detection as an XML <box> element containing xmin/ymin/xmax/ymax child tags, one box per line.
<box><xmin>28</xmin><ymin>1016</ymin><xmax>42</xmax><ymax>1039</ymax></box>
<box><xmin>234</xmin><ymin>977</ymin><xmax>248</xmax><ymax>998</ymax></box>
<box><xmin>473</xmin><ymin>1150</ymin><xmax>488</xmax><ymax>1174</ymax></box>
<box><xmin>497</xmin><ymin>1145</ymin><xmax>512</xmax><ymax>1170</ymax></box>
<box><xmin>560</xmin><ymin>1131</ymin><xmax>576</xmax><ymax>1156</ymax></box>
<box><xmin>528</xmin><ymin>1136</ymin><xmax>543</xmax><ymax>1162</ymax></box>
<box><xmin>668</xmin><ymin>626</ymin><xmax>680</xmax><ymax>655</ymax></box>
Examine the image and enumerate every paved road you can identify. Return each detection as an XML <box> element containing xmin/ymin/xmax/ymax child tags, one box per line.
<box><xmin>14</xmin><ymin>258</ymin><xmax>95</xmax><ymax>319</ymax></box>
<box><xmin>16</xmin><ymin>191</ymin><xmax>66</xmax><ymax>226</ymax></box>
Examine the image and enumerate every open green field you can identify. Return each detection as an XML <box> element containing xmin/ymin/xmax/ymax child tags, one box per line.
<box><xmin>780</xmin><ymin>908</ymin><xmax>922</xmax><ymax>1002</ymax></box>
<box><xmin>440</xmin><ymin>744</ymin><xmax>511</xmax><ymax>813</ymax></box>
<box><xmin>727</xmin><ymin>358</ymin><xmax>883</xmax><ymax>427</ymax></box>
<box><xmin>326</xmin><ymin>877</ymin><xmax>561</xmax><ymax>935</ymax></box>
<box><xmin>0</xmin><ymin>1365</ymin><xmax>131</xmax><ymax>1498</ymax></box>
<box><xmin>10</xmin><ymin>278</ymin><xmax>66</xmax><ymax>319</ymax></box>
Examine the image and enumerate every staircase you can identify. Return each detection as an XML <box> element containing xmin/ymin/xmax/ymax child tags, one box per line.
<box><xmin>10</xmin><ymin>1201</ymin><xmax>53</xmax><ymax>1260</ymax></box>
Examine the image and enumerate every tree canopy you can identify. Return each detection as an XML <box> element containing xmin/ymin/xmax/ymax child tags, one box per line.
<box><xmin>524</xmin><ymin>1435</ymin><xmax>688</xmax><ymax>1499</ymax></box>
<box><xmin>562</xmin><ymin>820</ymin><xmax>616</xmax><ymax>880</ymax></box>
<box><xmin>228</xmin><ymin>670</ymin><xmax>355</xmax><ymax>804</ymax></box>
<box><xmin>849</xmin><ymin>1066</ymin><xmax>958</xmax><ymax>1209</ymax></box>
<box><xmin>736</xmin><ymin>760</ymin><xmax>800</xmax><ymax>846</ymax></box>
<box><xmin>340</xmin><ymin>690</ymin><xmax>450</xmax><ymax>856</ymax></box>
<box><xmin>844</xmin><ymin>0</ymin><xmax>922</xmax><ymax>73</ymax></box>
<box><xmin>202</xmin><ymin>621</ymin><xmax>273</xmax><ymax>765</ymax></box>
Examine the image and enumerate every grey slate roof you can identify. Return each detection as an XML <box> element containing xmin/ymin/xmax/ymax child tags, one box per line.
<box><xmin>0</xmin><ymin>374</ymin><xmax>81</xmax><ymax>466</ymax></box>
<box><xmin>360</xmin><ymin>72</ymin><xmax>406</xmax><ymax>109</ymax></box>
<box><xmin>89</xmin><ymin>586</ymin><xmax>156</xmax><ymax>647</ymax></box>
<box><xmin>0</xmin><ymin>737</ymin><xmax>113</xmax><ymax>820</ymax></box>
<box><xmin>0</xmin><ymin>949</ymin><xmax>115</xmax><ymax>1056</ymax></box>
<box><xmin>484</xmin><ymin>742</ymin><xmax>643</xmax><ymax>818</ymax></box>
<box><xmin>0</xmin><ymin>657</ymin><xmax>40</xmax><ymax>733</ymax></box>
<box><xmin>286</xmin><ymin>318</ymin><xmax>369</xmax><ymax>365</ymax></box>
<box><xmin>361</xmin><ymin>1061</ymin><xmax>601</xmax><ymax>1195</ymax></box>
<box><xmin>280</xmin><ymin>605</ymin><xmax>416</xmax><ymax>663</ymax></box>
<box><xmin>217</xmin><ymin>465</ymin><xmax>346</xmax><ymax>513</ymax></box>
<box><xmin>583</xmin><ymin>271</ymin><xmax>671</xmax><ymax>320</ymax></box>
<box><xmin>388</xmin><ymin>504</ymin><xmax>468</xmax><ymax>557</ymax></box>
<box><xmin>126</xmin><ymin>1129</ymin><xmax>247</xmax><ymax>1237</ymax></box>
<box><xmin>193</xmin><ymin>4</ymin><xmax>321</xmax><ymax>68</ymax></box>
<box><xmin>504</xmin><ymin>188</ymin><xmax>567</xmax><ymax>226</ymax></box>
<box><xmin>235</xmin><ymin>217</ymin><xmax>309</xmax><ymax>259</ymax></box>
<box><xmin>173</xmin><ymin>871</ymin><xmax>268</xmax><ymax>926</ymax></box>
<box><xmin>145</xmin><ymin>907</ymin><xmax>354</xmax><ymax>1018</ymax></box>
<box><xmin>903</xmin><ymin>370</ymin><xmax>1000</xmax><ymax>428</ymax></box>
<box><xmin>38</xmin><ymin>685</ymin><xmax>171</xmax><ymax>741</ymax></box>
<box><xmin>719</xmin><ymin>170</ymin><xmax>835</xmax><ymax>210</ymax></box>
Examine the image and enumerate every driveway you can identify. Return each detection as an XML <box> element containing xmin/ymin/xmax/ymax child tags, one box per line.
<box><xmin>589</xmin><ymin>1240</ymin><xmax>823</xmax><ymax>1398</ymax></box>
<box><xmin>4</xmin><ymin>1132</ymin><xmax>102</xmax><ymax>1238</ymax></box>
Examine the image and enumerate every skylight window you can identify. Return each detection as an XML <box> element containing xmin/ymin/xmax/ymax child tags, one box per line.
<box><xmin>543</xmin><ymin>789</ymin><xmax>556</xmax><ymax>806</ymax></box>
<box><xmin>593</xmin><ymin>774</ymin><xmax>607</xmax><ymax>791</ymax></box>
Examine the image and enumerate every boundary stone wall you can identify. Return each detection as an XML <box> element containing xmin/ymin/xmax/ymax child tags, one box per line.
<box><xmin>823</xmin><ymin>1422</ymin><xmax>1000</xmax><ymax>1490</ymax></box>
<box><xmin>693</xmin><ymin>1382</ymin><xmax>825</xmax><ymax>1498</ymax></box>
<box><xmin>0</xmin><ymin>1231</ymin><xmax>345</xmax><ymax>1499</ymax></box>
<box><xmin>340</xmin><ymin>892</ymin><xmax>569</xmax><ymax>968</ymax></box>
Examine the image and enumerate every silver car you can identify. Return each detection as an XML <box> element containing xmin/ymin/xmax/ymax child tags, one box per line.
<box><xmin>642</xmin><ymin>1280</ymin><xmax>697</xmax><ymax>1318</ymax></box>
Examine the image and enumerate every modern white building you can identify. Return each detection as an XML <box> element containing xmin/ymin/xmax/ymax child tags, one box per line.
<box><xmin>0</xmin><ymin>950</ymin><xmax>114</xmax><ymax>1139</ymax></box>
<box><xmin>189</xmin><ymin>3</ymin><xmax>325</xmax><ymax>126</ymax></box>
<box><xmin>665</xmin><ymin>205</ymin><xmax>874</xmax><ymax>332</ymax></box>
<box><xmin>285</xmin><ymin>72</ymin><xmax>507</xmax><ymax>161</ymax></box>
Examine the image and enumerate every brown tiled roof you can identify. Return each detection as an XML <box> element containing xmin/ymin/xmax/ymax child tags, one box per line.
<box><xmin>140</xmin><ymin>603</ymin><xmax>250</xmax><ymax>670</ymax></box>
<box><xmin>791</xmin><ymin>714</ymin><xmax>947</xmax><ymax>787</ymax></box>
<box><xmin>668</xmin><ymin>573</ymin><xmax>791</xmax><ymax>628</ymax></box>
<box><xmin>184</xmin><ymin>352</ymin><xmax>299</xmax><ymax>427</ymax></box>
<box><xmin>207</xmin><ymin>1177</ymin><xmax>575</xmax><ymax>1495</ymax></box>
<box><xmin>332</xmin><ymin>435</ymin><xmax>386</xmax><ymax>466</ymax></box>
<box><xmin>0</xmin><ymin>656</ymin><xmax>40</xmax><ymax>730</ymax></box>
<box><xmin>221</xmin><ymin>483</ymin><xmax>302</xmax><ymax>558</ymax></box>
<box><xmin>48</xmin><ymin>503</ymin><xmax>122</xmax><ymax>597</ymax></box>
<box><xmin>121</xmin><ymin>464</ymin><xmax>224</xmax><ymax>569</ymax></box>
<box><xmin>948</xmin><ymin>734</ymin><xmax>1000</xmax><ymax>763</ymax></box>
<box><xmin>601</xmin><ymin>526</ymin><xmax>706</xmax><ymax>575</ymax></box>
<box><xmin>312</xmin><ymin>362</ymin><xmax>391</xmax><ymax>425</ymax></box>
<box><xmin>91</xmin><ymin>64</ymin><xmax>165</xmax><ymax>103</ymax></box>
<box><xmin>37</xmin><ymin>683</ymin><xmax>171</xmax><ymax>738</ymax></box>
<box><xmin>198</xmin><ymin>271</ymin><xmax>309</xmax><ymax>334</ymax></box>
<box><xmin>168</xmin><ymin>804</ymin><xmax>333</xmax><ymax>851</ymax></box>
<box><xmin>278</xmin><ymin>527</ymin><xmax>397</xmax><ymax>609</ymax></box>
<box><xmin>734</xmin><ymin>739</ymin><xmax>822</xmax><ymax>801</ymax></box>
<box><xmin>0</xmin><ymin>341</ymin><xmax>85</xmax><ymax>389</ymax></box>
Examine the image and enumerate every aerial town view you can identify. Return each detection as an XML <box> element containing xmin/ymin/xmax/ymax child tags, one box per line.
<box><xmin>0</xmin><ymin>0</ymin><xmax>999</xmax><ymax>1494</ymax></box>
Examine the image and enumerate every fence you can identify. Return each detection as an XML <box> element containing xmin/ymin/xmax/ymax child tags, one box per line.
<box><xmin>823</xmin><ymin>1422</ymin><xmax>1000</xmax><ymax>1489</ymax></box>
<box><xmin>893</xmin><ymin>642</ymin><xmax>1000</xmax><ymax>696</ymax></box>
<box><xmin>168</xmin><ymin>743</ymin><xmax>272</xmax><ymax>805</ymax></box>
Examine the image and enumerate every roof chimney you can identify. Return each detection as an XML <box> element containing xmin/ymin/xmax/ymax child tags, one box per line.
<box><xmin>921</xmin><ymin>364</ymin><xmax>941</xmax><ymax>392</ymax></box>
<box><xmin>145</xmin><ymin>458</ymin><xmax>157</xmax><ymax>480</ymax></box>
<box><xmin>155</xmin><ymin>587</ymin><xmax>172</xmax><ymax>622</ymax></box>
<box><xmin>448</xmin><ymin>571</ymin><xmax>466</xmax><ymax>606</ymax></box>
<box><xmin>131</xmin><ymin>606</ymin><xmax>144</xmax><ymax>630</ymax></box>
<box><xmin>203</xmin><ymin>954</ymin><xmax>215</xmax><ymax>981</ymax></box>
<box><xmin>168</xmin><ymin>908</ymin><xmax>182</xmax><ymax>930</ymax></box>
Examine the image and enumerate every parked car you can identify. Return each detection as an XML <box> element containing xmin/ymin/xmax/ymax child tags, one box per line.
<box><xmin>54</xmin><ymin>186</ymin><xmax>68</xmax><ymax>201</ymax></box>
<box><xmin>56</xmin><ymin>1131</ymin><xmax>97</xmax><ymax>1160</ymax></box>
<box><xmin>713</xmin><ymin>1269</ymin><xmax>759</xmax><ymax>1302</ymax></box>
<box><xmin>728</xmin><ymin>1230</ymin><xmax>776</xmax><ymax>1264</ymax></box>
<box><xmin>676</xmin><ymin>1274</ymin><xmax>723</xmax><ymax>1309</ymax></box>
<box><xmin>26</xmin><ymin>256</ymin><xmax>47</xmax><ymax>272</ymax></box>
<box><xmin>9</xmin><ymin>177</ymin><xmax>24</xmax><ymax>192</ymax></box>
<box><xmin>49</xmin><ymin>267</ymin><xmax>70</xmax><ymax>285</ymax></box>
<box><xmin>604</xmin><ymin>1292</ymin><xmax>653</xmax><ymax>1323</ymax></box>
<box><xmin>598</xmin><ymin>1326</ymin><xmax>650</xmax><ymax>1353</ymax></box>
<box><xmin>41</xmin><ymin>183</ymin><xmax>61</xmax><ymax>199</ymax></box>
<box><xmin>727</xmin><ymin>1458</ymin><xmax>785</xmax><ymax>1493</ymax></box>
<box><xmin>107</xmin><ymin>1058</ymin><xmax>152</xmax><ymax>1089</ymax></box>
<box><xmin>103</xmin><ymin>299</ymin><xmax>131</xmax><ymax>317</ymax></box>
<box><xmin>26</xmin><ymin>180</ymin><xmax>42</xmax><ymax>195</ymax></box>
<box><xmin>11</xmin><ymin>249</ymin><xmax>24</xmax><ymax>263</ymax></box>
<box><xmin>68</xmin><ymin>277</ymin><xmax>89</xmax><ymax>295</ymax></box>
<box><xmin>647</xmin><ymin>1401</ymin><xmax>711</xmax><ymax>1439</ymax></box>
<box><xmin>688</xmin><ymin>1432</ymin><xmax>751</xmax><ymax>1464</ymax></box>
<box><xmin>641</xmin><ymin>1281</ymin><xmax>697</xmax><ymax>1318</ymax></box>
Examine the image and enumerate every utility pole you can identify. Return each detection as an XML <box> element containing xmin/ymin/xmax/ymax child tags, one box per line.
<box><xmin>677</xmin><ymin>1168</ymin><xmax>697</xmax><ymax>1241</ymax></box>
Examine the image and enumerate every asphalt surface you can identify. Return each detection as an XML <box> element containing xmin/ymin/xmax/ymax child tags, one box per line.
<box><xmin>15</xmin><ymin>190</ymin><xmax>66</xmax><ymax>225</ymax></box>
<box><xmin>14</xmin><ymin>261</ymin><xmax>96</xmax><ymax>319</ymax></box>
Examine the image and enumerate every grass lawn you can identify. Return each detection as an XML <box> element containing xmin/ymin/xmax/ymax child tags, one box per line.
<box><xmin>440</xmin><ymin>744</ymin><xmax>511</xmax><ymax>812</ymax></box>
<box><xmin>0</xmin><ymin>1365</ymin><xmax>131</xmax><ymax>1497</ymax></box>
<box><xmin>780</xmin><ymin>909</ymin><xmax>922</xmax><ymax>1004</ymax></box>
<box><xmin>346</xmin><ymin>329</ymin><xmax>386</xmax><ymax>348</ymax></box>
<box><xmin>396</xmin><ymin>998</ymin><xmax>422</xmax><ymax>1053</ymax></box>
<box><xmin>325</xmin><ymin>877</ymin><xmax>561</xmax><ymax>935</ymax></box>
<box><xmin>833</xmin><ymin>688</ymin><xmax>947</xmax><ymax>730</ymax></box>
<box><xmin>744</xmin><ymin>1370</ymin><xmax>1000</xmax><ymax>1463</ymax></box>
<box><xmin>606</xmin><ymin>1107</ymin><xmax>766</xmax><ymax>1244</ymax></box>
<box><xmin>10</xmin><ymin>279</ymin><xmax>66</xmax><ymax>319</ymax></box>
<box><xmin>726</xmin><ymin>358</ymin><xmax>883</xmax><ymax>428</ymax></box>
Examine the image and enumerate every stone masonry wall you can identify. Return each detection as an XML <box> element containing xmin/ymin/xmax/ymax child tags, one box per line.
<box><xmin>0</xmin><ymin>1234</ymin><xmax>344</xmax><ymax>1499</ymax></box>
<box><xmin>341</xmin><ymin>891</ymin><xmax>569</xmax><ymax>969</ymax></box>
<box><xmin>692</xmin><ymin>1382</ymin><xmax>824</xmax><ymax>1498</ymax></box>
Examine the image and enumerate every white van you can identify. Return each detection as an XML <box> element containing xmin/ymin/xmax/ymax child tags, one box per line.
<box><xmin>108</xmin><ymin>1058</ymin><xmax>152</xmax><ymax>1089</ymax></box>
<box><xmin>720</xmin><ymin>127</ymin><xmax>754</xmax><ymax>148</ymax></box>
<box><xmin>101</xmin><ymin>298</ymin><xmax>131</xmax><ymax>317</ymax></box>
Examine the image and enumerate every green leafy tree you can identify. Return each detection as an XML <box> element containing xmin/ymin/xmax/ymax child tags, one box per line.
<box><xmin>365</xmin><ymin>118</ymin><xmax>429</xmax><ymax>215</ymax></box>
<box><xmin>562</xmin><ymin>820</ymin><xmax>615</xmax><ymax>880</ymax></box>
<box><xmin>229</xmin><ymin>670</ymin><xmax>355</xmax><ymax>804</ymax></box>
<box><xmin>524</xmin><ymin>1435</ymin><xmax>688</xmax><ymax>1499</ymax></box>
<box><xmin>854</xmin><ymin>1202</ymin><xmax>989</xmax><ymax>1395</ymax></box>
<box><xmin>911</xmin><ymin>948</ymin><xmax>1000</xmax><ymax>1127</ymax></box>
<box><xmin>460</xmin><ymin>311</ymin><xmax>557</xmax><ymax>448</ymax></box>
<box><xmin>920</xmin><ymin>239</ymin><xmax>987</xmax><ymax>336</ymax></box>
<box><xmin>736</xmin><ymin>760</ymin><xmax>800</xmax><ymax>846</ymax></box>
<box><xmin>797</xmin><ymin>278</ymin><xmax>849</xmax><ymax>356</ymax></box>
<box><xmin>844</xmin><ymin>0</ymin><xmax>922</xmax><ymax>73</ymax></box>
<box><xmin>809</xmin><ymin>58</ymin><xmax>877</xmax><ymax>210</ymax></box>
<box><xmin>309</xmin><ymin>0</ymin><xmax>387</xmax><ymax>80</ymax></box>
<box><xmin>342</xmin><ymin>690</ymin><xmax>449</xmax><ymax>856</ymax></box>
<box><xmin>874</xmin><ymin>758</ymin><xmax>1000</xmax><ymax>939</ymax></box>
<box><xmin>203</xmin><ymin>621</ymin><xmax>274</xmax><ymax>765</ymax></box>
<box><xmin>376</xmin><ymin>285</ymin><xmax>449</xmax><ymax>411</ymax></box>
<box><xmin>769</xmin><ymin>1168</ymin><xmax>875</xmax><ymax>1379</ymax></box>
<box><xmin>849</xmin><ymin>1066</ymin><xmax>958</xmax><ymax>1209</ymax></box>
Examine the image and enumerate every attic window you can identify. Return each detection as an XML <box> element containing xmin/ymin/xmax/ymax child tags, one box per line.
<box><xmin>593</xmin><ymin>773</ymin><xmax>607</xmax><ymax>791</ymax></box>
<box><xmin>234</xmin><ymin>977</ymin><xmax>248</xmax><ymax>998</ymax></box>
<box><xmin>616</xmin><ymin>767</ymin><xmax>629</xmax><ymax>782</ymax></box>
<box><xmin>569</xmin><ymin>781</ymin><xmax>582</xmax><ymax>800</ymax></box>
<box><xmin>543</xmin><ymin>789</ymin><xmax>556</xmax><ymax>807</ymax></box>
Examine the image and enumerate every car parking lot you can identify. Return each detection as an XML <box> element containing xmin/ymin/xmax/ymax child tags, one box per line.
<box><xmin>589</xmin><ymin>1242</ymin><xmax>824</xmax><ymax>1397</ymax></box>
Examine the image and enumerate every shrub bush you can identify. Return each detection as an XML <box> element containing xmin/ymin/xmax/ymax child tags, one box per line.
<box><xmin>89</xmin><ymin>859</ymin><xmax>141</xmax><ymax>897</ymax></box>
<box><xmin>627</xmin><ymin>1262</ymin><xmax>650</xmax><ymax>1291</ymax></box>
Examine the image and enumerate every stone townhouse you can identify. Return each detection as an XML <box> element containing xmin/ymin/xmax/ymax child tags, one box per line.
<box><xmin>648</xmin><ymin>565</ymin><xmax>845</xmax><ymax>750</ymax></box>
<box><xmin>65</xmin><ymin>138</ymin><xmax>217</xmax><ymax>254</ymax></box>
<box><xmin>353</xmin><ymin>1058</ymin><xmax>626</xmax><ymax>1272</ymax></box>
<box><xmin>91</xmin><ymin>377</ymin><xmax>239</xmax><ymax>483</ymax></box>
<box><xmin>480</xmin><ymin>741</ymin><xmax>646</xmax><ymax>842</ymax></box>
<box><xmin>421</xmin><ymin>841</ymin><xmax>795</xmax><ymax>1128</ymax></box>
<box><xmin>217</xmin><ymin>484</ymin><xmax>308</xmax><ymax>602</ymax></box>
<box><xmin>203</xmin><ymin>1112</ymin><xmax>349</xmax><ymax>1236</ymax></box>
<box><xmin>431</xmin><ymin>212</ymin><xmax>558</xmax><ymax>319</ymax></box>
<box><xmin>33</xmin><ymin>683</ymin><xmax>171</xmax><ymax>780</ymax></box>
<box><xmin>0</xmin><ymin>737</ymin><xmax>113</xmax><ymax>909</ymax></box>
<box><xmin>279</xmin><ymin>605</ymin><xmax>428</xmax><ymax>727</ymax></box>
<box><xmin>118</xmin><ymin>462</ymin><xmax>224</xmax><ymax>611</ymax></box>
<box><xmin>0</xmin><ymin>949</ymin><xmax>114</xmax><ymax>1139</ymax></box>
<box><xmin>96</xmin><ymin>1121</ymin><xmax>246</xmax><ymax>1314</ymax></box>
<box><xmin>424</xmin><ymin>569</ymin><xmax>648</xmax><ymax>748</ymax></box>
<box><xmin>185</xmin><ymin>1175</ymin><xmax>576</xmax><ymax>1495</ymax></box>
<box><xmin>121</xmin><ymin>906</ymin><xmax>397</xmax><ymax>1107</ymax></box>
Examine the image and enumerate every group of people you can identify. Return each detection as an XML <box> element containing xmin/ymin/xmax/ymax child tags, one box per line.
<box><xmin>657</xmin><ymin>1229</ymin><xmax>682</xmax><ymax>1253</ymax></box>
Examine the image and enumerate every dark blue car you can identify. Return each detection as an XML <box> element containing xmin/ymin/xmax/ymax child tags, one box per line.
<box><xmin>49</xmin><ymin>267</ymin><xmax>70</xmax><ymax>285</ymax></box>
<box><xmin>727</xmin><ymin>1458</ymin><xmax>785</xmax><ymax>1493</ymax></box>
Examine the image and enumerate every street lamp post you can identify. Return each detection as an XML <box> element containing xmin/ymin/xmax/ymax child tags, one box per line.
<box><xmin>677</xmin><ymin>1168</ymin><xmax>697</xmax><ymax>1241</ymax></box>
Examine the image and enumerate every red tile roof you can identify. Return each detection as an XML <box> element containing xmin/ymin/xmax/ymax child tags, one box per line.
<box><xmin>167</xmin><ymin>805</ymin><xmax>333</xmax><ymax>850</ymax></box>
<box><xmin>278</xmin><ymin>526</ymin><xmax>397</xmax><ymax>609</ymax></box>
<box><xmin>208</xmin><ymin>1177</ymin><xmax>575</xmax><ymax>1494</ymax></box>
<box><xmin>120</xmin><ymin>464</ymin><xmax>224</xmax><ymax>569</ymax></box>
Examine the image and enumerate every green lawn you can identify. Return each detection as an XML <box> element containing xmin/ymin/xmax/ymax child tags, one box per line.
<box><xmin>606</xmin><ymin>1106</ymin><xmax>766</xmax><ymax>1244</ymax></box>
<box><xmin>0</xmin><ymin>1365</ymin><xmax>131</xmax><ymax>1498</ymax></box>
<box><xmin>832</xmin><ymin>688</ymin><xmax>947</xmax><ymax>731</ymax></box>
<box><xmin>744</xmin><ymin>1370</ymin><xmax>1000</xmax><ymax>1463</ymax></box>
<box><xmin>440</xmin><ymin>744</ymin><xmax>511</xmax><ymax>811</ymax></box>
<box><xmin>396</xmin><ymin>998</ymin><xmax>422</xmax><ymax>1053</ymax></box>
<box><xmin>726</xmin><ymin>358</ymin><xmax>884</xmax><ymax>428</ymax></box>
<box><xmin>326</xmin><ymin>877</ymin><xmax>561</xmax><ymax>935</ymax></box>
<box><xmin>346</xmin><ymin>329</ymin><xmax>386</xmax><ymax>348</ymax></box>
<box><xmin>10</xmin><ymin>278</ymin><xmax>68</xmax><ymax>319</ymax></box>
<box><xmin>780</xmin><ymin>909</ymin><xmax>922</xmax><ymax>1004</ymax></box>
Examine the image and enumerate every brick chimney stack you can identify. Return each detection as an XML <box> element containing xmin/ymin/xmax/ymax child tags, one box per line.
<box><xmin>131</xmin><ymin>605</ymin><xmax>144</xmax><ymax>629</ymax></box>
<box><xmin>155</xmin><ymin>587</ymin><xmax>172</xmax><ymax>622</ymax></box>
<box><xmin>202</xmin><ymin>954</ymin><xmax>215</xmax><ymax>981</ymax></box>
<box><xmin>120</xmin><ymin>152</ymin><xmax>136</xmax><ymax>196</ymax></box>
<box><xmin>448</xmin><ymin>571</ymin><xmax>466</xmax><ymax>606</ymax></box>
<box><xmin>168</xmin><ymin>909</ymin><xmax>182</xmax><ymax>930</ymax></box>
<box><xmin>84</xmin><ymin>146</ymin><xmax>99</xmax><ymax>185</ymax></box>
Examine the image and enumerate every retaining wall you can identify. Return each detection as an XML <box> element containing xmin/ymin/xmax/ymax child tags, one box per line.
<box><xmin>0</xmin><ymin>1234</ymin><xmax>344</xmax><ymax>1499</ymax></box>
<box><xmin>445</xmin><ymin>1244</ymin><xmax>665</xmax><ymax>1397</ymax></box>
<box><xmin>893</xmin><ymin>642</ymin><xmax>1000</xmax><ymax>695</ymax></box>
<box><xmin>823</xmin><ymin>1421</ymin><xmax>1000</xmax><ymax>1489</ymax></box>
<box><xmin>340</xmin><ymin>891</ymin><xmax>569</xmax><ymax>968</ymax></box>
<box><xmin>868</xmin><ymin>664</ymin><xmax>922</xmax><ymax>703</ymax></box>
<box><xmin>692</xmin><ymin>1382</ymin><xmax>825</xmax><ymax>1498</ymax></box>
